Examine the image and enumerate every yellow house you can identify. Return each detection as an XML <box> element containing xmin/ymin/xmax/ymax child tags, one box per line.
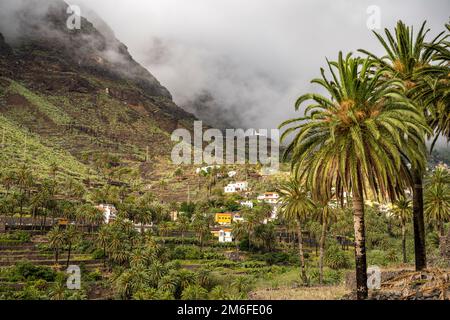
<box><xmin>215</xmin><ymin>213</ymin><xmax>233</xmax><ymax>225</ymax></box>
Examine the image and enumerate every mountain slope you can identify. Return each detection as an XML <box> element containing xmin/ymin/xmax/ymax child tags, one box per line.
<box><xmin>0</xmin><ymin>0</ymin><xmax>199</xmax><ymax>194</ymax></box>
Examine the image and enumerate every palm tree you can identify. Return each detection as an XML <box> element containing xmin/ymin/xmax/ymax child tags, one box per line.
<box><xmin>240</xmin><ymin>207</ymin><xmax>266</xmax><ymax>251</ymax></box>
<box><xmin>231</xmin><ymin>221</ymin><xmax>247</xmax><ymax>253</ymax></box>
<box><xmin>231</xmin><ymin>276</ymin><xmax>254</xmax><ymax>294</ymax></box>
<box><xmin>412</xmin><ymin>23</ymin><xmax>450</xmax><ymax>149</ymax></box>
<box><xmin>176</xmin><ymin>214</ymin><xmax>190</xmax><ymax>242</ymax></box>
<box><xmin>96</xmin><ymin>226</ymin><xmax>110</xmax><ymax>267</ymax></box>
<box><xmin>359</xmin><ymin>21</ymin><xmax>446</xmax><ymax>271</ymax></box>
<box><xmin>278</xmin><ymin>179</ymin><xmax>315</xmax><ymax>285</ymax></box>
<box><xmin>15</xmin><ymin>166</ymin><xmax>33</xmax><ymax>227</ymax></box>
<box><xmin>280</xmin><ymin>53</ymin><xmax>428</xmax><ymax>299</ymax></box>
<box><xmin>49</xmin><ymin>278</ymin><xmax>67</xmax><ymax>300</ymax></box>
<box><xmin>48</xmin><ymin>226</ymin><xmax>65</xmax><ymax>264</ymax></box>
<box><xmin>209</xmin><ymin>285</ymin><xmax>227</xmax><ymax>300</ymax></box>
<box><xmin>191</xmin><ymin>213</ymin><xmax>211</xmax><ymax>251</ymax></box>
<box><xmin>181</xmin><ymin>284</ymin><xmax>208</xmax><ymax>300</ymax></box>
<box><xmin>80</xmin><ymin>205</ymin><xmax>104</xmax><ymax>233</ymax></box>
<box><xmin>133</xmin><ymin>206</ymin><xmax>152</xmax><ymax>235</ymax></box>
<box><xmin>64</xmin><ymin>226</ymin><xmax>79</xmax><ymax>267</ymax></box>
<box><xmin>424</xmin><ymin>180</ymin><xmax>450</xmax><ymax>239</ymax></box>
<box><xmin>392</xmin><ymin>197</ymin><xmax>412</xmax><ymax>263</ymax></box>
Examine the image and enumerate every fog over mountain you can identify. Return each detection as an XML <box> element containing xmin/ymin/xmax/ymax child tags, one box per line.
<box><xmin>2</xmin><ymin>0</ymin><xmax>449</xmax><ymax>134</ymax></box>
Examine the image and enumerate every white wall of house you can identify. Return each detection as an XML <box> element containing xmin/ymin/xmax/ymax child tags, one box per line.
<box><xmin>240</xmin><ymin>201</ymin><xmax>253</xmax><ymax>208</ymax></box>
<box><xmin>219</xmin><ymin>230</ymin><xmax>233</xmax><ymax>243</ymax></box>
<box><xmin>224</xmin><ymin>185</ymin><xmax>237</xmax><ymax>193</ymax></box>
<box><xmin>97</xmin><ymin>204</ymin><xmax>117</xmax><ymax>224</ymax></box>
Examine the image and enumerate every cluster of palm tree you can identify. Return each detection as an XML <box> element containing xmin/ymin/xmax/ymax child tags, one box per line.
<box><xmin>280</xmin><ymin>21</ymin><xmax>449</xmax><ymax>300</ymax></box>
<box><xmin>277</xmin><ymin>179</ymin><xmax>342</xmax><ymax>285</ymax></box>
<box><xmin>48</xmin><ymin>225</ymin><xmax>80</xmax><ymax>267</ymax></box>
<box><xmin>232</xmin><ymin>204</ymin><xmax>274</xmax><ymax>251</ymax></box>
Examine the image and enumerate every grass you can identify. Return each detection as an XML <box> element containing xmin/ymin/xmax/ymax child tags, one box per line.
<box><xmin>0</xmin><ymin>115</ymin><xmax>93</xmax><ymax>182</ymax></box>
<box><xmin>249</xmin><ymin>285</ymin><xmax>350</xmax><ymax>300</ymax></box>
<box><xmin>5</xmin><ymin>80</ymin><xmax>72</xmax><ymax>125</ymax></box>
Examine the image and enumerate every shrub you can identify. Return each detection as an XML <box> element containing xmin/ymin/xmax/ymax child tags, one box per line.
<box><xmin>240</xmin><ymin>260</ymin><xmax>267</xmax><ymax>268</ymax></box>
<box><xmin>324</xmin><ymin>245</ymin><xmax>351</xmax><ymax>270</ymax></box>
<box><xmin>252</xmin><ymin>252</ymin><xmax>295</xmax><ymax>265</ymax></box>
<box><xmin>171</xmin><ymin>246</ymin><xmax>203</xmax><ymax>260</ymax></box>
<box><xmin>367</xmin><ymin>250</ymin><xmax>390</xmax><ymax>266</ymax></box>
<box><xmin>12</xmin><ymin>261</ymin><xmax>56</xmax><ymax>282</ymax></box>
<box><xmin>92</xmin><ymin>248</ymin><xmax>106</xmax><ymax>260</ymax></box>
<box><xmin>86</xmin><ymin>270</ymin><xmax>102</xmax><ymax>282</ymax></box>
<box><xmin>205</xmin><ymin>260</ymin><xmax>237</xmax><ymax>268</ymax></box>
<box><xmin>0</xmin><ymin>231</ymin><xmax>31</xmax><ymax>243</ymax></box>
<box><xmin>181</xmin><ymin>284</ymin><xmax>208</xmax><ymax>300</ymax></box>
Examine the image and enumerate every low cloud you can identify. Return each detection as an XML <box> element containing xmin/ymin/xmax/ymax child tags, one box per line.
<box><xmin>3</xmin><ymin>0</ymin><xmax>450</xmax><ymax>131</ymax></box>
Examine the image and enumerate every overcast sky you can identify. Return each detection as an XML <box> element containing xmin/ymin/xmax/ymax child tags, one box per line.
<box><xmin>41</xmin><ymin>0</ymin><xmax>450</xmax><ymax>129</ymax></box>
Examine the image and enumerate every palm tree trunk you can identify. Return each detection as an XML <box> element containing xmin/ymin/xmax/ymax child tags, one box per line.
<box><xmin>412</xmin><ymin>169</ymin><xmax>426</xmax><ymax>271</ymax></box>
<box><xmin>297</xmin><ymin>220</ymin><xmax>308</xmax><ymax>285</ymax></box>
<box><xmin>319</xmin><ymin>218</ymin><xmax>327</xmax><ymax>285</ymax></box>
<box><xmin>402</xmin><ymin>223</ymin><xmax>407</xmax><ymax>263</ymax></box>
<box><xmin>352</xmin><ymin>176</ymin><xmax>368</xmax><ymax>300</ymax></box>
<box><xmin>66</xmin><ymin>244</ymin><xmax>72</xmax><ymax>267</ymax></box>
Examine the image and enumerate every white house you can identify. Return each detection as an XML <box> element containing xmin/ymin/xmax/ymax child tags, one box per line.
<box><xmin>240</xmin><ymin>201</ymin><xmax>254</xmax><ymax>208</ymax></box>
<box><xmin>233</xmin><ymin>213</ymin><xmax>244</xmax><ymax>223</ymax></box>
<box><xmin>218</xmin><ymin>229</ymin><xmax>233</xmax><ymax>243</ymax></box>
<box><xmin>96</xmin><ymin>204</ymin><xmax>117</xmax><ymax>224</ymax></box>
<box><xmin>224</xmin><ymin>181</ymin><xmax>248</xmax><ymax>193</ymax></box>
<box><xmin>228</xmin><ymin>171</ymin><xmax>237</xmax><ymax>178</ymax></box>
<box><xmin>224</xmin><ymin>184</ymin><xmax>237</xmax><ymax>193</ymax></box>
<box><xmin>196</xmin><ymin>165</ymin><xmax>221</xmax><ymax>175</ymax></box>
<box><xmin>257</xmin><ymin>192</ymin><xmax>280</xmax><ymax>204</ymax></box>
<box><xmin>235</xmin><ymin>181</ymin><xmax>248</xmax><ymax>191</ymax></box>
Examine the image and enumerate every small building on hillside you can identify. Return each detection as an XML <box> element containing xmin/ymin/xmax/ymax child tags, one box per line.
<box><xmin>228</xmin><ymin>171</ymin><xmax>237</xmax><ymax>178</ymax></box>
<box><xmin>96</xmin><ymin>204</ymin><xmax>117</xmax><ymax>224</ymax></box>
<box><xmin>257</xmin><ymin>192</ymin><xmax>280</xmax><ymax>204</ymax></box>
<box><xmin>210</xmin><ymin>227</ymin><xmax>233</xmax><ymax>243</ymax></box>
<box><xmin>215</xmin><ymin>212</ymin><xmax>234</xmax><ymax>225</ymax></box>
<box><xmin>196</xmin><ymin>165</ymin><xmax>221</xmax><ymax>175</ymax></box>
<box><xmin>233</xmin><ymin>213</ymin><xmax>244</xmax><ymax>223</ymax></box>
<box><xmin>224</xmin><ymin>181</ymin><xmax>249</xmax><ymax>193</ymax></box>
<box><xmin>218</xmin><ymin>229</ymin><xmax>233</xmax><ymax>243</ymax></box>
<box><xmin>224</xmin><ymin>184</ymin><xmax>237</xmax><ymax>193</ymax></box>
<box><xmin>170</xmin><ymin>211</ymin><xmax>179</xmax><ymax>221</ymax></box>
<box><xmin>240</xmin><ymin>201</ymin><xmax>253</xmax><ymax>208</ymax></box>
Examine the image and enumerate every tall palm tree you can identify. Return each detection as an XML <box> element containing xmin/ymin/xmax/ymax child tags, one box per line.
<box><xmin>96</xmin><ymin>226</ymin><xmax>111</xmax><ymax>267</ymax></box>
<box><xmin>412</xmin><ymin>23</ymin><xmax>450</xmax><ymax>149</ymax></box>
<box><xmin>48</xmin><ymin>226</ymin><xmax>65</xmax><ymax>264</ymax></box>
<box><xmin>15</xmin><ymin>166</ymin><xmax>33</xmax><ymax>227</ymax></box>
<box><xmin>231</xmin><ymin>221</ymin><xmax>247</xmax><ymax>253</ymax></box>
<box><xmin>359</xmin><ymin>21</ymin><xmax>446</xmax><ymax>271</ymax></box>
<box><xmin>177</xmin><ymin>215</ymin><xmax>190</xmax><ymax>242</ymax></box>
<box><xmin>392</xmin><ymin>197</ymin><xmax>412</xmax><ymax>263</ymax></box>
<box><xmin>280</xmin><ymin>53</ymin><xmax>428</xmax><ymax>299</ymax></box>
<box><xmin>64</xmin><ymin>226</ymin><xmax>79</xmax><ymax>267</ymax></box>
<box><xmin>278</xmin><ymin>178</ymin><xmax>315</xmax><ymax>285</ymax></box>
<box><xmin>424</xmin><ymin>175</ymin><xmax>450</xmax><ymax>238</ymax></box>
<box><xmin>191</xmin><ymin>213</ymin><xmax>211</xmax><ymax>251</ymax></box>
